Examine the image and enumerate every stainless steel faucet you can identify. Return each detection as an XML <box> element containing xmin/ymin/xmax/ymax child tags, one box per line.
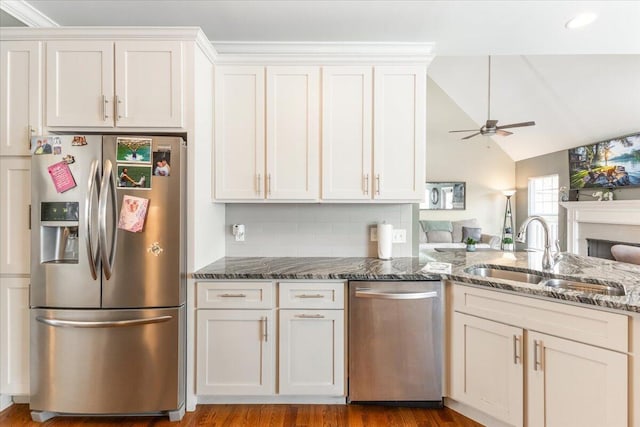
<box><xmin>516</xmin><ymin>215</ymin><xmax>555</xmax><ymax>270</ymax></box>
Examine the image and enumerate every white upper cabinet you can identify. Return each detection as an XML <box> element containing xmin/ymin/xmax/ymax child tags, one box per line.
<box><xmin>214</xmin><ymin>66</ymin><xmax>320</xmax><ymax>201</ymax></box>
<box><xmin>46</xmin><ymin>41</ymin><xmax>114</xmax><ymax>127</ymax></box>
<box><xmin>373</xmin><ymin>66</ymin><xmax>426</xmax><ymax>201</ymax></box>
<box><xmin>46</xmin><ymin>40</ymin><xmax>183</xmax><ymax>128</ymax></box>
<box><xmin>114</xmin><ymin>41</ymin><xmax>183</xmax><ymax>127</ymax></box>
<box><xmin>214</xmin><ymin>66</ymin><xmax>265</xmax><ymax>200</ymax></box>
<box><xmin>0</xmin><ymin>41</ymin><xmax>42</xmax><ymax>156</ymax></box>
<box><xmin>266</xmin><ymin>66</ymin><xmax>320</xmax><ymax>201</ymax></box>
<box><xmin>321</xmin><ymin>67</ymin><xmax>373</xmax><ymax>200</ymax></box>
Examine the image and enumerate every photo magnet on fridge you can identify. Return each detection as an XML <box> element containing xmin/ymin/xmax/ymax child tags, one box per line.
<box><xmin>118</xmin><ymin>195</ymin><xmax>149</xmax><ymax>233</ymax></box>
<box><xmin>72</xmin><ymin>135</ymin><xmax>87</xmax><ymax>146</ymax></box>
<box><xmin>152</xmin><ymin>151</ymin><xmax>171</xmax><ymax>177</ymax></box>
<box><xmin>32</xmin><ymin>137</ymin><xmax>53</xmax><ymax>155</ymax></box>
<box><xmin>116</xmin><ymin>137</ymin><xmax>152</xmax><ymax>163</ymax></box>
<box><xmin>117</xmin><ymin>164</ymin><xmax>152</xmax><ymax>190</ymax></box>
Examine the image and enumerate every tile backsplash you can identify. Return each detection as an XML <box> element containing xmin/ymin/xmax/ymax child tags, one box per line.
<box><xmin>225</xmin><ymin>204</ymin><xmax>414</xmax><ymax>257</ymax></box>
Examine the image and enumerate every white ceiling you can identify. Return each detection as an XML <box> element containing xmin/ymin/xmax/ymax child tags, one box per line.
<box><xmin>2</xmin><ymin>0</ymin><xmax>640</xmax><ymax>161</ymax></box>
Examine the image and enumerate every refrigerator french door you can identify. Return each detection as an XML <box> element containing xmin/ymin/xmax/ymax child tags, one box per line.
<box><xmin>29</xmin><ymin>135</ymin><xmax>185</xmax><ymax>421</ymax></box>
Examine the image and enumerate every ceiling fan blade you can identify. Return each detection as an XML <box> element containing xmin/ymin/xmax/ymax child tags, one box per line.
<box><xmin>496</xmin><ymin>121</ymin><xmax>536</xmax><ymax>130</ymax></box>
<box><xmin>461</xmin><ymin>132</ymin><xmax>482</xmax><ymax>140</ymax></box>
<box><xmin>485</xmin><ymin>119</ymin><xmax>498</xmax><ymax>129</ymax></box>
<box><xmin>496</xmin><ymin>130</ymin><xmax>514</xmax><ymax>136</ymax></box>
<box><xmin>449</xmin><ymin>129</ymin><xmax>479</xmax><ymax>133</ymax></box>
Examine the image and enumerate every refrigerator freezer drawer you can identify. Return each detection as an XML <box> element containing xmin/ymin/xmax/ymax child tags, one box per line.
<box><xmin>30</xmin><ymin>306</ymin><xmax>184</xmax><ymax>414</ymax></box>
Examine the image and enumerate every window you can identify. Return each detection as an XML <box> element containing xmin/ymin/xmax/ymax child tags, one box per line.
<box><xmin>527</xmin><ymin>174</ymin><xmax>559</xmax><ymax>251</ymax></box>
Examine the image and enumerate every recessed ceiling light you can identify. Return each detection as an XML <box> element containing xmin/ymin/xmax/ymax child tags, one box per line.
<box><xmin>565</xmin><ymin>12</ymin><xmax>598</xmax><ymax>29</ymax></box>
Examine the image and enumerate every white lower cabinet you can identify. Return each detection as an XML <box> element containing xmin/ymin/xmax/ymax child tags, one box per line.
<box><xmin>278</xmin><ymin>309</ymin><xmax>344</xmax><ymax>395</ymax></box>
<box><xmin>196</xmin><ymin>280</ymin><xmax>346</xmax><ymax>399</ymax></box>
<box><xmin>196</xmin><ymin>309</ymin><xmax>274</xmax><ymax>395</ymax></box>
<box><xmin>449</xmin><ymin>283</ymin><xmax>629</xmax><ymax>427</ymax></box>
<box><xmin>451</xmin><ymin>312</ymin><xmax>523</xmax><ymax>426</ymax></box>
<box><xmin>0</xmin><ymin>277</ymin><xmax>30</xmax><ymax>396</ymax></box>
<box><xmin>527</xmin><ymin>331</ymin><xmax>627</xmax><ymax>427</ymax></box>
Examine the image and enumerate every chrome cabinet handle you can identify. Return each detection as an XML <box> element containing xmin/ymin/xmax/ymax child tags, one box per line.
<box><xmin>256</xmin><ymin>173</ymin><xmax>261</xmax><ymax>196</ymax></box>
<box><xmin>37</xmin><ymin>315</ymin><xmax>172</xmax><ymax>328</ymax></box>
<box><xmin>267</xmin><ymin>173</ymin><xmax>272</xmax><ymax>196</ymax></box>
<box><xmin>364</xmin><ymin>174</ymin><xmax>369</xmax><ymax>195</ymax></box>
<box><xmin>513</xmin><ymin>335</ymin><xmax>522</xmax><ymax>365</ymax></box>
<box><xmin>533</xmin><ymin>339</ymin><xmax>543</xmax><ymax>371</ymax></box>
<box><xmin>99</xmin><ymin>160</ymin><xmax>118</xmax><ymax>280</ymax></box>
<box><xmin>263</xmin><ymin>316</ymin><xmax>268</xmax><ymax>342</ymax></box>
<box><xmin>296</xmin><ymin>294</ymin><xmax>324</xmax><ymax>299</ymax></box>
<box><xmin>295</xmin><ymin>314</ymin><xmax>325</xmax><ymax>319</ymax></box>
<box><xmin>355</xmin><ymin>289</ymin><xmax>437</xmax><ymax>300</ymax></box>
<box><xmin>102</xmin><ymin>95</ymin><xmax>109</xmax><ymax>121</ymax></box>
<box><xmin>85</xmin><ymin>160</ymin><xmax>101</xmax><ymax>280</ymax></box>
<box><xmin>219</xmin><ymin>293</ymin><xmax>247</xmax><ymax>298</ymax></box>
<box><xmin>375</xmin><ymin>174</ymin><xmax>381</xmax><ymax>195</ymax></box>
<box><xmin>28</xmin><ymin>125</ymin><xmax>35</xmax><ymax>149</ymax></box>
<box><xmin>115</xmin><ymin>95</ymin><xmax>123</xmax><ymax>120</ymax></box>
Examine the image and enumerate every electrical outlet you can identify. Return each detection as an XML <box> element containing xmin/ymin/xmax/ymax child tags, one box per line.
<box><xmin>370</xmin><ymin>227</ymin><xmax>378</xmax><ymax>241</ymax></box>
<box><xmin>392</xmin><ymin>229</ymin><xmax>406</xmax><ymax>243</ymax></box>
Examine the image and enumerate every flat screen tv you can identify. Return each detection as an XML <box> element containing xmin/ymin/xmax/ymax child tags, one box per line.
<box><xmin>569</xmin><ymin>132</ymin><xmax>640</xmax><ymax>189</ymax></box>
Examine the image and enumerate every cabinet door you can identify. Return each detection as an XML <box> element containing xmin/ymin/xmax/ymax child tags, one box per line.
<box><xmin>196</xmin><ymin>309</ymin><xmax>274</xmax><ymax>395</ymax></box>
<box><xmin>0</xmin><ymin>278</ymin><xmax>30</xmax><ymax>395</ymax></box>
<box><xmin>214</xmin><ymin>66</ymin><xmax>265</xmax><ymax>200</ymax></box>
<box><xmin>528</xmin><ymin>331</ymin><xmax>627</xmax><ymax>427</ymax></box>
<box><xmin>450</xmin><ymin>312</ymin><xmax>523</xmax><ymax>427</ymax></box>
<box><xmin>0</xmin><ymin>158</ymin><xmax>30</xmax><ymax>275</ymax></box>
<box><xmin>1</xmin><ymin>41</ymin><xmax>42</xmax><ymax>156</ymax></box>
<box><xmin>266</xmin><ymin>66</ymin><xmax>319</xmax><ymax>200</ymax></box>
<box><xmin>114</xmin><ymin>41</ymin><xmax>183</xmax><ymax>127</ymax></box>
<box><xmin>322</xmin><ymin>67</ymin><xmax>373</xmax><ymax>200</ymax></box>
<box><xmin>278</xmin><ymin>310</ymin><xmax>344</xmax><ymax>395</ymax></box>
<box><xmin>373</xmin><ymin>66</ymin><xmax>426</xmax><ymax>201</ymax></box>
<box><xmin>46</xmin><ymin>41</ymin><xmax>114</xmax><ymax>127</ymax></box>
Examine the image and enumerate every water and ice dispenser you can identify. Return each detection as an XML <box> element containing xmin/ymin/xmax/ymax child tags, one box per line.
<box><xmin>40</xmin><ymin>202</ymin><xmax>79</xmax><ymax>264</ymax></box>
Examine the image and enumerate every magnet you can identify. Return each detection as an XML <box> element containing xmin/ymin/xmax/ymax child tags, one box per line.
<box><xmin>147</xmin><ymin>242</ymin><xmax>164</xmax><ymax>257</ymax></box>
<box><xmin>72</xmin><ymin>136</ymin><xmax>87</xmax><ymax>146</ymax></box>
<box><xmin>62</xmin><ymin>154</ymin><xmax>75</xmax><ymax>164</ymax></box>
<box><xmin>48</xmin><ymin>161</ymin><xmax>77</xmax><ymax>193</ymax></box>
<box><xmin>117</xmin><ymin>195</ymin><xmax>149</xmax><ymax>233</ymax></box>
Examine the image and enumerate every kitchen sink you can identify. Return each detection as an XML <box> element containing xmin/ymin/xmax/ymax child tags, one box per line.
<box><xmin>465</xmin><ymin>266</ymin><xmax>626</xmax><ymax>297</ymax></box>
<box><xmin>543</xmin><ymin>278</ymin><xmax>626</xmax><ymax>297</ymax></box>
<box><xmin>465</xmin><ymin>267</ymin><xmax>544</xmax><ymax>284</ymax></box>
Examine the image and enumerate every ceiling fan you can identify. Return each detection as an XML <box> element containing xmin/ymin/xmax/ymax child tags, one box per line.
<box><xmin>450</xmin><ymin>56</ymin><xmax>535</xmax><ymax>140</ymax></box>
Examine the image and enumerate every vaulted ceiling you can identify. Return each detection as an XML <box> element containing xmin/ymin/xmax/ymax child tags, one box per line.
<box><xmin>2</xmin><ymin>0</ymin><xmax>639</xmax><ymax>161</ymax></box>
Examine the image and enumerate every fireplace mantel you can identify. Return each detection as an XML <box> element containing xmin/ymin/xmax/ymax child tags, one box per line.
<box><xmin>560</xmin><ymin>200</ymin><xmax>640</xmax><ymax>254</ymax></box>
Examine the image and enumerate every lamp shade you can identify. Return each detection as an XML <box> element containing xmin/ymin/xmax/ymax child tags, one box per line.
<box><xmin>502</xmin><ymin>190</ymin><xmax>516</xmax><ymax>197</ymax></box>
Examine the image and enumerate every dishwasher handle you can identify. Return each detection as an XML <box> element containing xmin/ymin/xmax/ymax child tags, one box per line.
<box><xmin>355</xmin><ymin>288</ymin><xmax>438</xmax><ymax>300</ymax></box>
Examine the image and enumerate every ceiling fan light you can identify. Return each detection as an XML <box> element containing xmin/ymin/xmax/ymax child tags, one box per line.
<box><xmin>565</xmin><ymin>13</ymin><xmax>597</xmax><ymax>29</ymax></box>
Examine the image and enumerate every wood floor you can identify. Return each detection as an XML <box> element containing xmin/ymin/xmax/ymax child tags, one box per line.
<box><xmin>0</xmin><ymin>403</ymin><xmax>483</xmax><ymax>426</ymax></box>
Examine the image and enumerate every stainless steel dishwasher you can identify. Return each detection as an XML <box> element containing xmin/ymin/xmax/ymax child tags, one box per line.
<box><xmin>348</xmin><ymin>281</ymin><xmax>443</xmax><ymax>407</ymax></box>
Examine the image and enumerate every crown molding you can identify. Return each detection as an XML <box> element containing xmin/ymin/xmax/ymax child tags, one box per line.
<box><xmin>0</xmin><ymin>26</ymin><xmax>215</xmax><ymax>41</ymax></box>
<box><xmin>211</xmin><ymin>41</ymin><xmax>435</xmax><ymax>65</ymax></box>
<box><xmin>0</xmin><ymin>0</ymin><xmax>59</xmax><ymax>27</ymax></box>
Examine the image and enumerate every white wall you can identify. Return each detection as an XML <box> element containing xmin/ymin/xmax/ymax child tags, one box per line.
<box><xmin>420</xmin><ymin>77</ymin><xmax>515</xmax><ymax>238</ymax></box>
<box><xmin>225</xmin><ymin>203</ymin><xmax>414</xmax><ymax>257</ymax></box>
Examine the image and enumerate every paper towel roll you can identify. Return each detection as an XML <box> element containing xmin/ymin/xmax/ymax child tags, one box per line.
<box><xmin>377</xmin><ymin>223</ymin><xmax>393</xmax><ymax>260</ymax></box>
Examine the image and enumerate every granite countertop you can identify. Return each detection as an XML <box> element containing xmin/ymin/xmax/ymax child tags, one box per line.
<box><xmin>193</xmin><ymin>251</ymin><xmax>640</xmax><ymax>313</ymax></box>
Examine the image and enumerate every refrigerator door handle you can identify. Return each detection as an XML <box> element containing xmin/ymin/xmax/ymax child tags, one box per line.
<box><xmin>99</xmin><ymin>159</ymin><xmax>118</xmax><ymax>280</ymax></box>
<box><xmin>84</xmin><ymin>159</ymin><xmax>101</xmax><ymax>280</ymax></box>
<box><xmin>36</xmin><ymin>315</ymin><xmax>172</xmax><ymax>328</ymax></box>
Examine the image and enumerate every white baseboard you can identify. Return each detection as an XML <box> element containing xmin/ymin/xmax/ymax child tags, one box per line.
<box><xmin>12</xmin><ymin>395</ymin><xmax>29</xmax><ymax>404</ymax></box>
<box><xmin>197</xmin><ymin>395</ymin><xmax>346</xmax><ymax>405</ymax></box>
<box><xmin>444</xmin><ymin>397</ymin><xmax>512</xmax><ymax>427</ymax></box>
<box><xmin>0</xmin><ymin>395</ymin><xmax>13</xmax><ymax>412</ymax></box>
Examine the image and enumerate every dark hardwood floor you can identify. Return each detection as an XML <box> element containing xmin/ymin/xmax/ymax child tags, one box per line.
<box><xmin>0</xmin><ymin>403</ymin><xmax>483</xmax><ymax>426</ymax></box>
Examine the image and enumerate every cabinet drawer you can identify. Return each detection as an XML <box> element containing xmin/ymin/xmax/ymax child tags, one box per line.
<box><xmin>197</xmin><ymin>281</ymin><xmax>274</xmax><ymax>309</ymax></box>
<box><xmin>278</xmin><ymin>282</ymin><xmax>345</xmax><ymax>309</ymax></box>
<box><xmin>451</xmin><ymin>283</ymin><xmax>628</xmax><ymax>352</ymax></box>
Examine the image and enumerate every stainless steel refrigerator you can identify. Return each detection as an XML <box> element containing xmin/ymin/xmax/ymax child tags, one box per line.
<box><xmin>29</xmin><ymin>135</ymin><xmax>185</xmax><ymax>422</ymax></box>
